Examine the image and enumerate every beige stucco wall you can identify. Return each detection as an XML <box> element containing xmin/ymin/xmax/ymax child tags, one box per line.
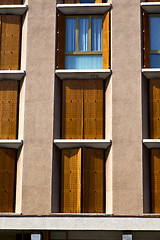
<box><xmin>17</xmin><ymin>0</ymin><xmax>144</xmax><ymax>215</ymax></box>
<box><xmin>111</xmin><ymin>0</ymin><xmax>143</xmax><ymax>215</ymax></box>
<box><xmin>20</xmin><ymin>0</ymin><xmax>56</xmax><ymax>214</ymax></box>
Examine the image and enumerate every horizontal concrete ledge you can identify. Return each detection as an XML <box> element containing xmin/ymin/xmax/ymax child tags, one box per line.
<box><xmin>1</xmin><ymin>216</ymin><xmax>160</xmax><ymax>230</ymax></box>
<box><xmin>55</xmin><ymin>69</ymin><xmax>111</xmax><ymax>80</ymax></box>
<box><xmin>143</xmin><ymin>139</ymin><xmax>160</xmax><ymax>149</ymax></box>
<box><xmin>0</xmin><ymin>140</ymin><xmax>23</xmax><ymax>149</ymax></box>
<box><xmin>54</xmin><ymin>139</ymin><xmax>111</xmax><ymax>149</ymax></box>
<box><xmin>141</xmin><ymin>2</ymin><xmax>160</xmax><ymax>13</ymax></box>
<box><xmin>0</xmin><ymin>5</ymin><xmax>28</xmax><ymax>15</ymax></box>
<box><xmin>142</xmin><ymin>68</ymin><xmax>160</xmax><ymax>79</ymax></box>
<box><xmin>0</xmin><ymin>70</ymin><xmax>26</xmax><ymax>81</ymax></box>
<box><xmin>57</xmin><ymin>3</ymin><xmax>111</xmax><ymax>15</ymax></box>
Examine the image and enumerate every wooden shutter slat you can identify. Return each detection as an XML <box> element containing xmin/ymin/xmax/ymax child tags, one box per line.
<box><xmin>0</xmin><ymin>15</ymin><xmax>21</xmax><ymax>70</ymax></box>
<box><xmin>149</xmin><ymin>79</ymin><xmax>160</xmax><ymax>139</ymax></box>
<box><xmin>0</xmin><ymin>149</ymin><xmax>16</xmax><ymax>212</ymax></box>
<box><xmin>103</xmin><ymin>12</ymin><xmax>109</xmax><ymax>69</ymax></box>
<box><xmin>84</xmin><ymin>80</ymin><xmax>104</xmax><ymax>139</ymax></box>
<box><xmin>143</xmin><ymin>11</ymin><xmax>150</xmax><ymax>68</ymax></box>
<box><xmin>151</xmin><ymin>149</ymin><xmax>160</xmax><ymax>213</ymax></box>
<box><xmin>83</xmin><ymin>148</ymin><xmax>104</xmax><ymax>213</ymax></box>
<box><xmin>0</xmin><ymin>81</ymin><xmax>18</xmax><ymax>139</ymax></box>
<box><xmin>57</xmin><ymin>11</ymin><xmax>65</xmax><ymax>69</ymax></box>
<box><xmin>62</xmin><ymin>80</ymin><xmax>83</xmax><ymax>139</ymax></box>
<box><xmin>0</xmin><ymin>0</ymin><xmax>22</xmax><ymax>4</ymax></box>
<box><xmin>61</xmin><ymin>148</ymin><xmax>81</xmax><ymax>213</ymax></box>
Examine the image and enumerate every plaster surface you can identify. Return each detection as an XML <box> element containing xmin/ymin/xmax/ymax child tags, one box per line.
<box><xmin>112</xmin><ymin>0</ymin><xmax>143</xmax><ymax>215</ymax></box>
<box><xmin>21</xmin><ymin>0</ymin><xmax>56</xmax><ymax>214</ymax></box>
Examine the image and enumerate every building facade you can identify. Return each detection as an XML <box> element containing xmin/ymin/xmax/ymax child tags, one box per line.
<box><xmin>0</xmin><ymin>0</ymin><xmax>160</xmax><ymax>239</ymax></box>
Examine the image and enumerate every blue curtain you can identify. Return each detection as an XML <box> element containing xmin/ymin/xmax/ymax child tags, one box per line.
<box><xmin>150</xmin><ymin>17</ymin><xmax>160</xmax><ymax>51</ymax></box>
<box><xmin>79</xmin><ymin>18</ymin><xmax>89</xmax><ymax>51</ymax></box>
<box><xmin>65</xmin><ymin>55</ymin><xmax>102</xmax><ymax>69</ymax></box>
<box><xmin>92</xmin><ymin>17</ymin><xmax>102</xmax><ymax>51</ymax></box>
<box><xmin>80</xmin><ymin>0</ymin><xmax>95</xmax><ymax>3</ymax></box>
<box><xmin>66</xmin><ymin>18</ymin><xmax>76</xmax><ymax>52</ymax></box>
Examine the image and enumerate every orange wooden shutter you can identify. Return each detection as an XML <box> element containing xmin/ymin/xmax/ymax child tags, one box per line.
<box><xmin>57</xmin><ymin>12</ymin><xmax>65</xmax><ymax>69</ymax></box>
<box><xmin>0</xmin><ymin>15</ymin><xmax>21</xmax><ymax>70</ymax></box>
<box><xmin>0</xmin><ymin>81</ymin><xmax>18</xmax><ymax>139</ymax></box>
<box><xmin>62</xmin><ymin>80</ymin><xmax>83</xmax><ymax>139</ymax></box>
<box><xmin>61</xmin><ymin>148</ymin><xmax>81</xmax><ymax>213</ymax></box>
<box><xmin>151</xmin><ymin>149</ymin><xmax>160</xmax><ymax>213</ymax></box>
<box><xmin>0</xmin><ymin>149</ymin><xmax>16</xmax><ymax>212</ymax></box>
<box><xmin>149</xmin><ymin>79</ymin><xmax>160</xmax><ymax>139</ymax></box>
<box><xmin>143</xmin><ymin>11</ymin><xmax>150</xmax><ymax>68</ymax></box>
<box><xmin>83</xmin><ymin>148</ymin><xmax>104</xmax><ymax>213</ymax></box>
<box><xmin>84</xmin><ymin>80</ymin><xmax>104</xmax><ymax>139</ymax></box>
<box><xmin>0</xmin><ymin>0</ymin><xmax>22</xmax><ymax>4</ymax></box>
<box><xmin>103</xmin><ymin>12</ymin><xmax>109</xmax><ymax>69</ymax></box>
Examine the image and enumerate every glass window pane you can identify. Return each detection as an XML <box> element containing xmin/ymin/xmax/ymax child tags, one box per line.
<box><xmin>80</xmin><ymin>0</ymin><xmax>95</xmax><ymax>3</ymax></box>
<box><xmin>150</xmin><ymin>54</ymin><xmax>160</xmax><ymax>68</ymax></box>
<box><xmin>65</xmin><ymin>55</ymin><xmax>102</xmax><ymax>69</ymax></box>
<box><xmin>92</xmin><ymin>17</ymin><xmax>102</xmax><ymax>51</ymax></box>
<box><xmin>79</xmin><ymin>18</ymin><xmax>89</xmax><ymax>51</ymax></box>
<box><xmin>66</xmin><ymin>18</ymin><xmax>76</xmax><ymax>52</ymax></box>
<box><xmin>150</xmin><ymin>17</ymin><xmax>160</xmax><ymax>51</ymax></box>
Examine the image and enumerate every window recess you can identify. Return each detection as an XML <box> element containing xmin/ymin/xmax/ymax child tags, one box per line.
<box><xmin>56</xmin><ymin>11</ymin><xmax>109</xmax><ymax>69</ymax></box>
<box><xmin>143</xmin><ymin>12</ymin><xmax>160</xmax><ymax>68</ymax></box>
<box><xmin>61</xmin><ymin>148</ymin><xmax>104</xmax><ymax>213</ymax></box>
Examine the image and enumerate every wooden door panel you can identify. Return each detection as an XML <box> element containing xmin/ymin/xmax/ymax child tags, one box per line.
<box><xmin>149</xmin><ymin>80</ymin><xmax>160</xmax><ymax>139</ymax></box>
<box><xmin>0</xmin><ymin>81</ymin><xmax>18</xmax><ymax>139</ymax></box>
<box><xmin>0</xmin><ymin>15</ymin><xmax>21</xmax><ymax>70</ymax></box>
<box><xmin>0</xmin><ymin>149</ymin><xmax>16</xmax><ymax>212</ymax></box>
<box><xmin>62</xmin><ymin>80</ymin><xmax>83</xmax><ymax>139</ymax></box>
<box><xmin>151</xmin><ymin>149</ymin><xmax>160</xmax><ymax>213</ymax></box>
<box><xmin>83</xmin><ymin>148</ymin><xmax>104</xmax><ymax>213</ymax></box>
<box><xmin>61</xmin><ymin>148</ymin><xmax>81</xmax><ymax>213</ymax></box>
<box><xmin>84</xmin><ymin>80</ymin><xmax>104</xmax><ymax>139</ymax></box>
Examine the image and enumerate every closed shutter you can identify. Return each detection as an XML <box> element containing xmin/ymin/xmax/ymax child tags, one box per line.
<box><xmin>83</xmin><ymin>148</ymin><xmax>104</xmax><ymax>213</ymax></box>
<box><xmin>84</xmin><ymin>80</ymin><xmax>104</xmax><ymax>139</ymax></box>
<box><xmin>143</xmin><ymin>11</ymin><xmax>150</xmax><ymax>68</ymax></box>
<box><xmin>0</xmin><ymin>0</ymin><xmax>22</xmax><ymax>4</ymax></box>
<box><xmin>0</xmin><ymin>15</ymin><xmax>21</xmax><ymax>70</ymax></box>
<box><xmin>0</xmin><ymin>149</ymin><xmax>16</xmax><ymax>212</ymax></box>
<box><xmin>149</xmin><ymin>79</ymin><xmax>160</xmax><ymax>139</ymax></box>
<box><xmin>95</xmin><ymin>0</ymin><xmax>102</xmax><ymax>3</ymax></box>
<box><xmin>62</xmin><ymin>80</ymin><xmax>83</xmax><ymax>139</ymax></box>
<box><xmin>151</xmin><ymin>149</ymin><xmax>160</xmax><ymax>213</ymax></box>
<box><xmin>57</xmin><ymin>12</ymin><xmax>65</xmax><ymax>69</ymax></box>
<box><xmin>0</xmin><ymin>81</ymin><xmax>18</xmax><ymax>139</ymax></box>
<box><xmin>61</xmin><ymin>148</ymin><xmax>81</xmax><ymax>213</ymax></box>
<box><xmin>103</xmin><ymin>12</ymin><xmax>109</xmax><ymax>69</ymax></box>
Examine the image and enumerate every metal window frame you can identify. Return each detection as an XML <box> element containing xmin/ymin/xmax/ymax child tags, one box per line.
<box><xmin>65</xmin><ymin>15</ymin><xmax>103</xmax><ymax>56</ymax></box>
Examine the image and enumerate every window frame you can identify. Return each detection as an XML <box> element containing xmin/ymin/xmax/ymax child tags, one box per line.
<box><xmin>65</xmin><ymin>15</ymin><xmax>103</xmax><ymax>56</ymax></box>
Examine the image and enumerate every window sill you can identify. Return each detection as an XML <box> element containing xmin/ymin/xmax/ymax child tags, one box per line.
<box><xmin>141</xmin><ymin>2</ymin><xmax>160</xmax><ymax>13</ymax></box>
<box><xmin>142</xmin><ymin>68</ymin><xmax>160</xmax><ymax>79</ymax></box>
<box><xmin>0</xmin><ymin>140</ymin><xmax>23</xmax><ymax>149</ymax></box>
<box><xmin>54</xmin><ymin>139</ymin><xmax>111</xmax><ymax>149</ymax></box>
<box><xmin>143</xmin><ymin>139</ymin><xmax>160</xmax><ymax>149</ymax></box>
<box><xmin>55</xmin><ymin>69</ymin><xmax>111</xmax><ymax>80</ymax></box>
<box><xmin>0</xmin><ymin>70</ymin><xmax>26</xmax><ymax>81</ymax></box>
<box><xmin>0</xmin><ymin>5</ymin><xmax>28</xmax><ymax>15</ymax></box>
<box><xmin>57</xmin><ymin>3</ymin><xmax>111</xmax><ymax>15</ymax></box>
